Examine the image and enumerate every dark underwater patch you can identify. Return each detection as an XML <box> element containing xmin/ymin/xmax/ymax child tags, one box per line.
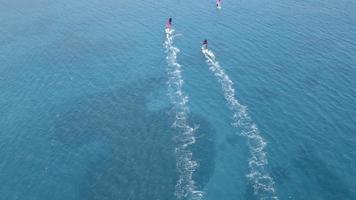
<box><xmin>225</xmin><ymin>134</ymin><xmax>240</xmax><ymax>147</ymax></box>
<box><xmin>244</xmin><ymin>184</ymin><xmax>258</xmax><ymax>200</ymax></box>
<box><xmin>190</xmin><ymin>113</ymin><xmax>216</xmax><ymax>191</ymax></box>
<box><xmin>51</xmin><ymin>77</ymin><xmax>216</xmax><ymax>200</ymax></box>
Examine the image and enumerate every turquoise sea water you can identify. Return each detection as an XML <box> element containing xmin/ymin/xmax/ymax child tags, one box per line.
<box><xmin>1</xmin><ymin>0</ymin><xmax>355</xmax><ymax>199</ymax></box>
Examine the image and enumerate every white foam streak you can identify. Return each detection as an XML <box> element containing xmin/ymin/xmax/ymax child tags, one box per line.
<box><xmin>164</xmin><ymin>29</ymin><xmax>204</xmax><ymax>200</ymax></box>
<box><xmin>202</xmin><ymin>48</ymin><xmax>278</xmax><ymax>199</ymax></box>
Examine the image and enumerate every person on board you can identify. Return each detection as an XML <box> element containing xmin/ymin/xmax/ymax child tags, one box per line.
<box><xmin>203</xmin><ymin>39</ymin><xmax>208</xmax><ymax>49</ymax></box>
<box><xmin>216</xmin><ymin>0</ymin><xmax>222</xmax><ymax>8</ymax></box>
<box><xmin>166</xmin><ymin>18</ymin><xmax>172</xmax><ymax>29</ymax></box>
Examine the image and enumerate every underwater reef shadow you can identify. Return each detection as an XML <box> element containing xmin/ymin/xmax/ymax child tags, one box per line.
<box><xmin>51</xmin><ymin>77</ymin><xmax>216</xmax><ymax>200</ymax></box>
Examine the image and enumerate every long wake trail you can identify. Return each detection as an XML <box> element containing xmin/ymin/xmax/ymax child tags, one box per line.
<box><xmin>202</xmin><ymin>48</ymin><xmax>278</xmax><ymax>199</ymax></box>
<box><xmin>164</xmin><ymin>29</ymin><xmax>204</xmax><ymax>200</ymax></box>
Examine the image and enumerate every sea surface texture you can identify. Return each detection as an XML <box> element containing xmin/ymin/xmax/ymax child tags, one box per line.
<box><xmin>0</xmin><ymin>0</ymin><xmax>355</xmax><ymax>199</ymax></box>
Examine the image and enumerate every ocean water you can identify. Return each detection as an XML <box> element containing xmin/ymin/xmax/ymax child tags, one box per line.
<box><xmin>0</xmin><ymin>0</ymin><xmax>355</xmax><ymax>199</ymax></box>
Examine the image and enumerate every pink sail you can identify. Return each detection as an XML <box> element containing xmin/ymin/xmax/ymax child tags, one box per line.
<box><xmin>166</xmin><ymin>18</ymin><xmax>172</xmax><ymax>29</ymax></box>
<box><xmin>166</xmin><ymin>22</ymin><xmax>171</xmax><ymax>29</ymax></box>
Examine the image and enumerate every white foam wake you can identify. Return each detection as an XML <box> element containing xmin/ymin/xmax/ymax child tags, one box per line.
<box><xmin>202</xmin><ymin>48</ymin><xmax>278</xmax><ymax>199</ymax></box>
<box><xmin>164</xmin><ymin>29</ymin><xmax>204</xmax><ymax>200</ymax></box>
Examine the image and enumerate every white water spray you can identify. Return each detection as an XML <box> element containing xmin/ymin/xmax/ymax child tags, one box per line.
<box><xmin>202</xmin><ymin>47</ymin><xmax>278</xmax><ymax>199</ymax></box>
<box><xmin>164</xmin><ymin>28</ymin><xmax>204</xmax><ymax>200</ymax></box>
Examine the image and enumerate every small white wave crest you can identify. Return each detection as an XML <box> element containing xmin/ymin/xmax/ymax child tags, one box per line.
<box><xmin>164</xmin><ymin>28</ymin><xmax>204</xmax><ymax>200</ymax></box>
<box><xmin>202</xmin><ymin>47</ymin><xmax>278</xmax><ymax>199</ymax></box>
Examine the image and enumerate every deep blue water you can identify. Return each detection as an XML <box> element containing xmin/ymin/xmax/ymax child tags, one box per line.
<box><xmin>1</xmin><ymin>0</ymin><xmax>355</xmax><ymax>199</ymax></box>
